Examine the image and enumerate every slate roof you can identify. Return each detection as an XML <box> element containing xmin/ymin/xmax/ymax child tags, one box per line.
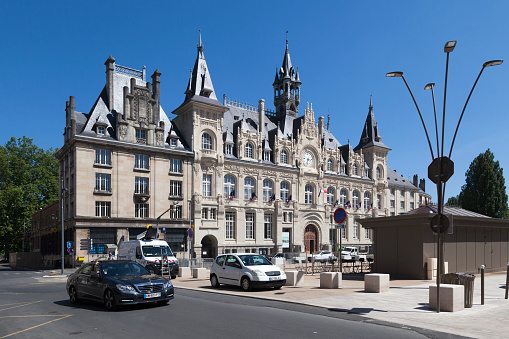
<box><xmin>354</xmin><ymin>97</ymin><xmax>390</xmax><ymax>151</ymax></box>
<box><xmin>408</xmin><ymin>205</ymin><xmax>490</xmax><ymax>218</ymax></box>
<box><xmin>387</xmin><ymin>166</ymin><xmax>422</xmax><ymax>191</ymax></box>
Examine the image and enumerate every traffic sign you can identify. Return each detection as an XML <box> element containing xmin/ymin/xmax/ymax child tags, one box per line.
<box><xmin>430</xmin><ymin>214</ymin><xmax>450</xmax><ymax>233</ymax></box>
<box><xmin>334</xmin><ymin>208</ymin><xmax>347</xmax><ymax>224</ymax></box>
<box><xmin>188</xmin><ymin>228</ymin><xmax>193</xmax><ymax>238</ymax></box>
<box><xmin>428</xmin><ymin>157</ymin><xmax>454</xmax><ymax>184</ymax></box>
<box><xmin>67</xmin><ymin>241</ymin><xmax>73</xmax><ymax>249</ymax></box>
<box><xmin>67</xmin><ymin>247</ymin><xmax>73</xmax><ymax>254</ymax></box>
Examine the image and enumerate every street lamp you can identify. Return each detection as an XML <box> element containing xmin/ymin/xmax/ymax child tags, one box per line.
<box><xmin>187</xmin><ymin>199</ymin><xmax>193</xmax><ymax>268</ymax></box>
<box><xmin>61</xmin><ymin>180</ymin><xmax>68</xmax><ymax>275</ymax></box>
<box><xmin>386</xmin><ymin>41</ymin><xmax>502</xmax><ymax>313</ymax></box>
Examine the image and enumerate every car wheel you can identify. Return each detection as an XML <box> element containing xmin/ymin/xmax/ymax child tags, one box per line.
<box><xmin>157</xmin><ymin>300</ymin><xmax>169</xmax><ymax>306</ymax></box>
<box><xmin>210</xmin><ymin>274</ymin><xmax>220</xmax><ymax>288</ymax></box>
<box><xmin>69</xmin><ymin>286</ymin><xmax>81</xmax><ymax>304</ymax></box>
<box><xmin>241</xmin><ymin>277</ymin><xmax>252</xmax><ymax>292</ymax></box>
<box><xmin>171</xmin><ymin>275</ymin><xmax>176</xmax><ymax>280</ymax></box>
<box><xmin>104</xmin><ymin>289</ymin><xmax>117</xmax><ymax>311</ymax></box>
<box><xmin>274</xmin><ymin>286</ymin><xmax>282</xmax><ymax>290</ymax></box>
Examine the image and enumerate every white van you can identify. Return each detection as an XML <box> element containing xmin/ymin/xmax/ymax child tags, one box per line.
<box><xmin>117</xmin><ymin>239</ymin><xmax>179</xmax><ymax>279</ymax></box>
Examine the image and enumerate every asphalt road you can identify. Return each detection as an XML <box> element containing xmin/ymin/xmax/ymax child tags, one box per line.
<box><xmin>0</xmin><ymin>265</ymin><xmax>466</xmax><ymax>339</ymax></box>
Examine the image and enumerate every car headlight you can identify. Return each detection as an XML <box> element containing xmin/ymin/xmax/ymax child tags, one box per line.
<box><xmin>116</xmin><ymin>284</ymin><xmax>135</xmax><ymax>292</ymax></box>
<box><xmin>252</xmin><ymin>270</ymin><xmax>265</xmax><ymax>277</ymax></box>
<box><xmin>164</xmin><ymin>280</ymin><xmax>173</xmax><ymax>289</ymax></box>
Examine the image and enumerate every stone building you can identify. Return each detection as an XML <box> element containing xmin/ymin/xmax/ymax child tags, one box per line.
<box><xmin>38</xmin><ymin>32</ymin><xmax>430</xmax><ymax>264</ymax></box>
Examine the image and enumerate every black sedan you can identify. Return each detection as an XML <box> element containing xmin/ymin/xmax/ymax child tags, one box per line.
<box><xmin>66</xmin><ymin>260</ymin><xmax>174</xmax><ymax>310</ymax></box>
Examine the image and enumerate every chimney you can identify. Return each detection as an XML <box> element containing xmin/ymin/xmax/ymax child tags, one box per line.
<box><xmin>318</xmin><ymin>116</ymin><xmax>324</xmax><ymax>140</ymax></box>
<box><xmin>258</xmin><ymin>99</ymin><xmax>265</xmax><ymax>134</ymax></box>
<box><xmin>104</xmin><ymin>56</ymin><xmax>115</xmax><ymax>111</ymax></box>
<box><xmin>151</xmin><ymin>69</ymin><xmax>161</xmax><ymax>123</ymax></box>
<box><xmin>413</xmin><ymin>174</ymin><xmax>418</xmax><ymax>187</ymax></box>
<box><xmin>419</xmin><ymin>179</ymin><xmax>426</xmax><ymax>192</ymax></box>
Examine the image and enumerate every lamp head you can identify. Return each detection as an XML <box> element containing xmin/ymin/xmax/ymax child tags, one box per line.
<box><xmin>386</xmin><ymin>71</ymin><xmax>403</xmax><ymax>78</ymax></box>
<box><xmin>483</xmin><ymin>60</ymin><xmax>503</xmax><ymax>68</ymax></box>
<box><xmin>444</xmin><ymin>41</ymin><xmax>457</xmax><ymax>53</ymax></box>
<box><xmin>424</xmin><ymin>83</ymin><xmax>435</xmax><ymax>90</ymax></box>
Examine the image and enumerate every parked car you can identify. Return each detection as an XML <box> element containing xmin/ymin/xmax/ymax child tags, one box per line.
<box><xmin>268</xmin><ymin>252</ymin><xmax>285</xmax><ymax>263</ymax></box>
<box><xmin>66</xmin><ymin>260</ymin><xmax>174</xmax><ymax>310</ymax></box>
<box><xmin>209</xmin><ymin>253</ymin><xmax>287</xmax><ymax>291</ymax></box>
<box><xmin>307</xmin><ymin>251</ymin><xmax>337</xmax><ymax>263</ymax></box>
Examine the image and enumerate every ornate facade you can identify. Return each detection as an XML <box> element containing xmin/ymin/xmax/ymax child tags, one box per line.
<box><xmin>45</xmin><ymin>32</ymin><xmax>430</xmax><ymax>264</ymax></box>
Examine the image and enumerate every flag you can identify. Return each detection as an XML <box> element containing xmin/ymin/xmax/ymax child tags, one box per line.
<box><xmin>318</xmin><ymin>189</ymin><xmax>329</xmax><ymax>197</ymax></box>
<box><xmin>356</xmin><ymin>204</ymin><xmax>360</xmax><ymax>209</ymax></box>
<box><xmin>346</xmin><ymin>201</ymin><xmax>351</xmax><ymax>208</ymax></box>
<box><xmin>287</xmin><ymin>195</ymin><xmax>292</xmax><ymax>203</ymax></box>
<box><xmin>333</xmin><ymin>200</ymin><xmax>338</xmax><ymax>207</ymax></box>
<box><xmin>229</xmin><ymin>190</ymin><xmax>235</xmax><ymax>200</ymax></box>
<box><xmin>368</xmin><ymin>203</ymin><xmax>372</xmax><ymax>211</ymax></box>
<box><xmin>250</xmin><ymin>192</ymin><xmax>257</xmax><ymax>201</ymax></box>
<box><xmin>269</xmin><ymin>194</ymin><xmax>275</xmax><ymax>202</ymax></box>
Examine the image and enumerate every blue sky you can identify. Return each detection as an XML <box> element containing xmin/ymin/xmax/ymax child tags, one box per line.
<box><xmin>1</xmin><ymin>1</ymin><xmax>508</xmax><ymax>202</ymax></box>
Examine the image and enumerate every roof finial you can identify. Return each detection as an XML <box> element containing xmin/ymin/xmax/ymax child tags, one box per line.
<box><xmin>198</xmin><ymin>29</ymin><xmax>202</xmax><ymax>47</ymax></box>
<box><xmin>369</xmin><ymin>94</ymin><xmax>373</xmax><ymax>108</ymax></box>
<box><xmin>286</xmin><ymin>30</ymin><xmax>288</xmax><ymax>49</ymax></box>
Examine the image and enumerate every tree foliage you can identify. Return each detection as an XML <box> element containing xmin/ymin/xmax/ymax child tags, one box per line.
<box><xmin>0</xmin><ymin>137</ymin><xmax>59</xmax><ymax>256</ymax></box>
<box><xmin>458</xmin><ymin>149</ymin><xmax>508</xmax><ymax>218</ymax></box>
<box><xmin>446</xmin><ymin>195</ymin><xmax>460</xmax><ymax>207</ymax></box>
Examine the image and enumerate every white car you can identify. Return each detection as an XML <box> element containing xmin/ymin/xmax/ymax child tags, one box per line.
<box><xmin>209</xmin><ymin>253</ymin><xmax>286</xmax><ymax>291</ymax></box>
<box><xmin>307</xmin><ymin>251</ymin><xmax>337</xmax><ymax>263</ymax></box>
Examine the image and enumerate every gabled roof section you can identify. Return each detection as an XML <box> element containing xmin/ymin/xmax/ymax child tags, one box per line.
<box><xmin>387</xmin><ymin>167</ymin><xmax>422</xmax><ymax>191</ymax></box>
<box><xmin>354</xmin><ymin>97</ymin><xmax>390</xmax><ymax>151</ymax></box>
<box><xmin>323</xmin><ymin>129</ymin><xmax>341</xmax><ymax>149</ymax></box>
<box><xmin>408</xmin><ymin>205</ymin><xmax>490</xmax><ymax>218</ymax></box>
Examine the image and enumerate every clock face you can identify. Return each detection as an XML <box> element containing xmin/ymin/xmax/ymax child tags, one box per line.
<box><xmin>303</xmin><ymin>152</ymin><xmax>313</xmax><ymax>166</ymax></box>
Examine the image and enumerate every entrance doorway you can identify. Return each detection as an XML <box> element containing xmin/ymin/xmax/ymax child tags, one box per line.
<box><xmin>200</xmin><ymin>235</ymin><xmax>218</xmax><ymax>259</ymax></box>
<box><xmin>304</xmin><ymin>225</ymin><xmax>318</xmax><ymax>253</ymax></box>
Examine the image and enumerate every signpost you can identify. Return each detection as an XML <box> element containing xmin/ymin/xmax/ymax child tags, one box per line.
<box><xmin>334</xmin><ymin>208</ymin><xmax>347</xmax><ymax>272</ymax></box>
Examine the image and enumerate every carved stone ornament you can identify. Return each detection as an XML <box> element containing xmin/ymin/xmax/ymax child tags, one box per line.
<box><xmin>156</xmin><ymin>131</ymin><xmax>163</xmax><ymax>146</ymax></box>
<box><xmin>118</xmin><ymin>123</ymin><xmax>128</xmax><ymax>140</ymax></box>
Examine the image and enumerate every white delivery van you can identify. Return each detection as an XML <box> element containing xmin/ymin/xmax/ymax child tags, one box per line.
<box><xmin>117</xmin><ymin>239</ymin><xmax>179</xmax><ymax>279</ymax></box>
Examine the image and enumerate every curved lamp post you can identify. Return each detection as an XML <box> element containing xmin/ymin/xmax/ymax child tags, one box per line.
<box><xmin>386</xmin><ymin>41</ymin><xmax>502</xmax><ymax>313</ymax></box>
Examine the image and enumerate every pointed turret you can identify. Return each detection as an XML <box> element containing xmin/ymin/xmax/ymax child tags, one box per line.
<box><xmin>273</xmin><ymin>39</ymin><xmax>300</xmax><ymax>119</ymax></box>
<box><xmin>354</xmin><ymin>96</ymin><xmax>390</xmax><ymax>151</ymax></box>
<box><xmin>185</xmin><ymin>30</ymin><xmax>217</xmax><ymax>101</ymax></box>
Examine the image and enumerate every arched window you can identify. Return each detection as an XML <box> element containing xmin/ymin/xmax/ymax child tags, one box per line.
<box><xmin>352</xmin><ymin>190</ymin><xmax>359</xmax><ymax>208</ymax></box>
<box><xmin>201</xmin><ymin>133</ymin><xmax>212</xmax><ymax>150</ymax></box>
<box><xmin>376</xmin><ymin>166</ymin><xmax>381</xmax><ymax>179</ymax></box>
<box><xmin>244</xmin><ymin>177</ymin><xmax>255</xmax><ymax>200</ymax></box>
<box><xmin>245</xmin><ymin>143</ymin><xmax>253</xmax><ymax>159</ymax></box>
<box><xmin>327</xmin><ymin>159</ymin><xmax>333</xmax><ymax>171</ymax></box>
<box><xmin>305</xmin><ymin>184</ymin><xmax>313</xmax><ymax>204</ymax></box>
<box><xmin>353</xmin><ymin>164</ymin><xmax>358</xmax><ymax>176</ymax></box>
<box><xmin>224</xmin><ymin>175</ymin><xmax>236</xmax><ymax>199</ymax></box>
<box><xmin>340</xmin><ymin>189</ymin><xmax>347</xmax><ymax>206</ymax></box>
<box><xmin>281</xmin><ymin>150</ymin><xmax>288</xmax><ymax>164</ymax></box>
<box><xmin>364</xmin><ymin>192</ymin><xmax>371</xmax><ymax>209</ymax></box>
<box><xmin>280</xmin><ymin>181</ymin><xmax>290</xmax><ymax>202</ymax></box>
<box><xmin>327</xmin><ymin>187</ymin><xmax>335</xmax><ymax>205</ymax></box>
<box><xmin>263</xmin><ymin>179</ymin><xmax>273</xmax><ymax>202</ymax></box>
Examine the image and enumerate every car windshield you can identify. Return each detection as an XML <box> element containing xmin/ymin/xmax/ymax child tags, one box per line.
<box><xmin>142</xmin><ymin>245</ymin><xmax>173</xmax><ymax>257</ymax></box>
<box><xmin>101</xmin><ymin>262</ymin><xmax>151</xmax><ymax>277</ymax></box>
<box><xmin>238</xmin><ymin>255</ymin><xmax>272</xmax><ymax>266</ymax></box>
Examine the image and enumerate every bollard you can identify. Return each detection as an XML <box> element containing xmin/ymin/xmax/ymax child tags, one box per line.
<box><xmin>479</xmin><ymin>265</ymin><xmax>485</xmax><ymax>305</ymax></box>
<box><xmin>506</xmin><ymin>263</ymin><xmax>509</xmax><ymax>300</ymax></box>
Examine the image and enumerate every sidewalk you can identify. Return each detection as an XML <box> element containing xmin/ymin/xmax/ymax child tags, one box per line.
<box><xmin>172</xmin><ymin>270</ymin><xmax>509</xmax><ymax>339</ymax></box>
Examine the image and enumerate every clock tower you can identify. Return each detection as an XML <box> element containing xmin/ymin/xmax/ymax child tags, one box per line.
<box><xmin>273</xmin><ymin>40</ymin><xmax>301</xmax><ymax>119</ymax></box>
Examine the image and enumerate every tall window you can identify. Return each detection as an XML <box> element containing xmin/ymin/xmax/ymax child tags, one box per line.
<box><xmin>95</xmin><ymin>149</ymin><xmax>111</xmax><ymax>165</ymax></box>
<box><xmin>246</xmin><ymin>213</ymin><xmax>254</xmax><ymax>239</ymax></box>
<box><xmin>203</xmin><ymin>174</ymin><xmax>212</xmax><ymax>196</ymax></box>
<box><xmin>169</xmin><ymin>180</ymin><xmax>182</xmax><ymax>197</ymax></box>
<box><xmin>364</xmin><ymin>227</ymin><xmax>371</xmax><ymax>240</ymax></box>
<box><xmin>400</xmin><ymin>190</ymin><xmax>405</xmax><ymax>197</ymax></box>
<box><xmin>95</xmin><ymin>201</ymin><xmax>111</xmax><ymax>217</ymax></box>
<box><xmin>341</xmin><ymin>164</ymin><xmax>346</xmax><ymax>174</ymax></box>
<box><xmin>364</xmin><ymin>192</ymin><xmax>371</xmax><ymax>209</ymax></box>
<box><xmin>353</xmin><ymin>220</ymin><xmax>359</xmax><ymax>239</ymax></box>
<box><xmin>264</xmin><ymin>214</ymin><xmax>272</xmax><ymax>239</ymax></box>
<box><xmin>281</xmin><ymin>150</ymin><xmax>288</xmax><ymax>164</ymax></box>
<box><xmin>244</xmin><ymin>177</ymin><xmax>255</xmax><ymax>200</ymax></box>
<box><xmin>341</xmin><ymin>225</ymin><xmax>346</xmax><ymax>239</ymax></box>
<box><xmin>352</xmin><ymin>190</ymin><xmax>359</xmax><ymax>207</ymax></box>
<box><xmin>95</xmin><ymin>173</ymin><xmax>111</xmax><ymax>192</ymax></box>
<box><xmin>327</xmin><ymin>187</ymin><xmax>334</xmax><ymax>205</ymax></box>
<box><xmin>364</xmin><ymin>168</ymin><xmax>369</xmax><ymax>178</ymax></box>
<box><xmin>170</xmin><ymin>205</ymin><xmax>182</xmax><ymax>219</ymax></box>
<box><xmin>225</xmin><ymin>212</ymin><xmax>235</xmax><ymax>239</ymax></box>
<box><xmin>135</xmin><ymin>177</ymin><xmax>149</xmax><ymax>194</ymax></box>
<box><xmin>305</xmin><ymin>184</ymin><xmax>313</xmax><ymax>204</ymax></box>
<box><xmin>135</xmin><ymin>154</ymin><xmax>149</xmax><ymax>169</ymax></box>
<box><xmin>224</xmin><ymin>175</ymin><xmax>236</xmax><ymax>198</ymax></box>
<box><xmin>245</xmin><ymin>143</ymin><xmax>253</xmax><ymax>158</ymax></box>
<box><xmin>263</xmin><ymin>179</ymin><xmax>273</xmax><ymax>202</ymax></box>
<box><xmin>400</xmin><ymin>201</ymin><xmax>405</xmax><ymax>209</ymax></box>
<box><xmin>136</xmin><ymin>129</ymin><xmax>147</xmax><ymax>143</ymax></box>
<box><xmin>340</xmin><ymin>189</ymin><xmax>347</xmax><ymax>206</ymax></box>
<box><xmin>280</xmin><ymin>181</ymin><xmax>289</xmax><ymax>202</ymax></box>
<box><xmin>376</xmin><ymin>167</ymin><xmax>381</xmax><ymax>179</ymax></box>
<box><xmin>263</xmin><ymin>151</ymin><xmax>270</xmax><ymax>161</ymax></box>
<box><xmin>377</xmin><ymin>194</ymin><xmax>381</xmax><ymax>209</ymax></box>
<box><xmin>202</xmin><ymin>133</ymin><xmax>212</xmax><ymax>150</ymax></box>
<box><xmin>169</xmin><ymin>159</ymin><xmax>182</xmax><ymax>173</ymax></box>
<box><xmin>225</xmin><ymin>144</ymin><xmax>232</xmax><ymax>155</ymax></box>
<box><xmin>135</xmin><ymin>203</ymin><xmax>149</xmax><ymax>218</ymax></box>
<box><xmin>353</xmin><ymin>164</ymin><xmax>358</xmax><ymax>176</ymax></box>
<box><xmin>327</xmin><ymin>159</ymin><xmax>333</xmax><ymax>171</ymax></box>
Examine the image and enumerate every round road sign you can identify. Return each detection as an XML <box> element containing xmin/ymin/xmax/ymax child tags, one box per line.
<box><xmin>188</xmin><ymin>228</ymin><xmax>193</xmax><ymax>238</ymax></box>
<box><xmin>334</xmin><ymin>208</ymin><xmax>347</xmax><ymax>224</ymax></box>
<box><xmin>430</xmin><ymin>214</ymin><xmax>450</xmax><ymax>233</ymax></box>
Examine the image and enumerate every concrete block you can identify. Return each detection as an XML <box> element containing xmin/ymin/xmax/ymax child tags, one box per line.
<box><xmin>427</xmin><ymin>258</ymin><xmax>449</xmax><ymax>280</ymax></box>
<box><xmin>192</xmin><ymin>267</ymin><xmax>207</xmax><ymax>279</ymax></box>
<box><xmin>429</xmin><ymin>284</ymin><xmax>464</xmax><ymax>312</ymax></box>
<box><xmin>178</xmin><ymin>266</ymin><xmax>191</xmax><ymax>278</ymax></box>
<box><xmin>365</xmin><ymin>273</ymin><xmax>390</xmax><ymax>293</ymax></box>
<box><xmin>285</xmin><ymin>271</ymin><xmax>305</xmax><ymax>286</ymax></box>
<box><xmin>320</xmin><ymin>272</ymin><xmax>342</xmax><ymax>289</ymax></box>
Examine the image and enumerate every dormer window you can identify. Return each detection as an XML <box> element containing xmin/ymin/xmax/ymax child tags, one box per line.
<box><xmin>97</xmin><ymin>126</ymin><xmax>106</xmax><ymax>135</ymax></box>
<box><xmin>263</xmin><ymin>151</ymin><xmax>270</xmax><ymax>161</ymax></box>
<box><xmin>225</xmin><ymin>144</ymin><xmax>232</xmax><ymax>155</ymax></box>
<box><xmin>170</xmin><ymin>138</ymin><xmax>178</xmax><ymax>147</ymax></box>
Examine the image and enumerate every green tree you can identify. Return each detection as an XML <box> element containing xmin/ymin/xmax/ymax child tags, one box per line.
<box><xmin>446</xmin><ymin>195</ymin><xmax>460</xmax><ymax>207</ymax></box>
<box><xmin>0</xmin><ymin>137</ymin><xmax>59</xmax><ymax>257</ymax></box>
<box><xmin>458</xmin><ymin>149</ymin><xmax>508</xmax><ymax>218</ymax></box>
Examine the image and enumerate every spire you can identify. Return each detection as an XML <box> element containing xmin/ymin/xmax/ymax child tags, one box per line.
<box><xmin>273</xmin><ymin>38</ymin><xmax>300</xmax><ymax>118</ymax></box>
<box><xmin>354</xmin><ymin>96</ymin><xmax>390</xmax><ymax>151</ymax></box>
<box><xmin>281</xmin><ymin>39</ymin><xmax>294</xmax><ymax>79</ymax></box>
<box><xmin>185</xmin><ymin>30</ymin><xmax>217</xmax><ymax>101</ymax></box>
